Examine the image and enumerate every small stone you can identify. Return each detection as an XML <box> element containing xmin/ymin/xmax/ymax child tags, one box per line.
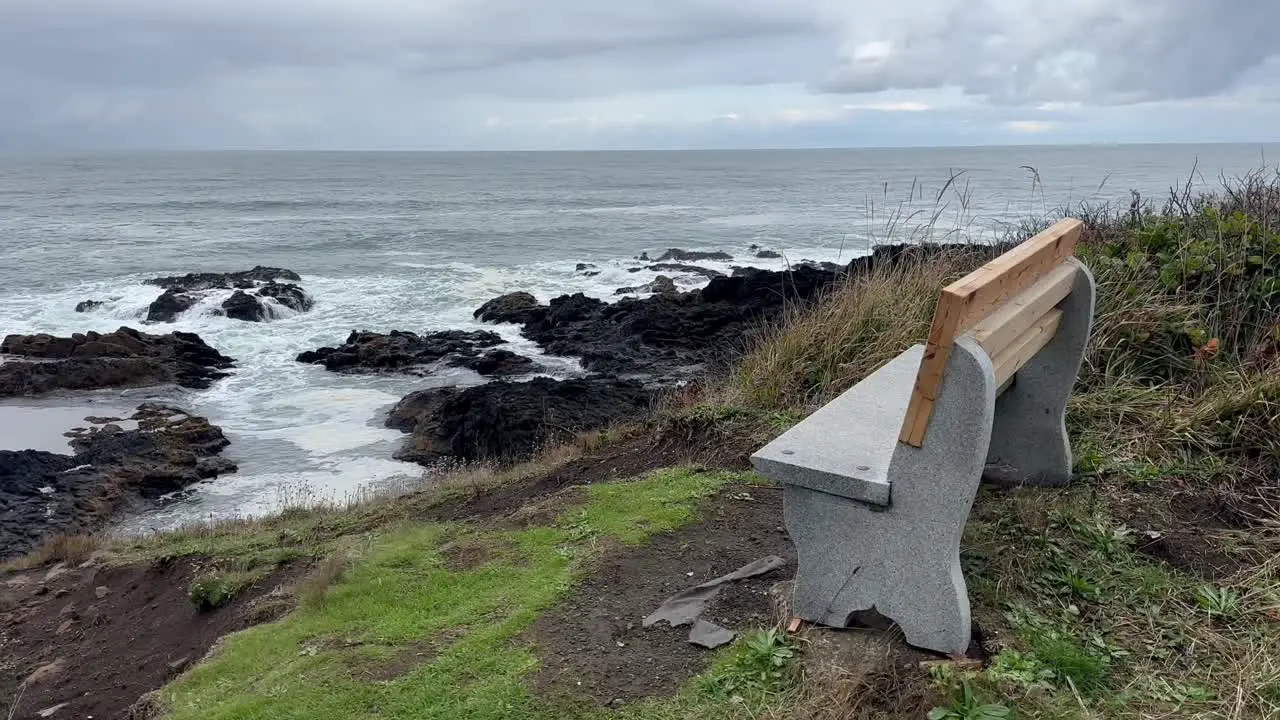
<box><xmin>58</xmin><ymin>602</ymin><xmax>78</xmax><ymax>618</ymax></box>
<box><xmin>53</xmin><ymin>588</ymin><xmax>70</xmax><ymax>598</ymax></box>
<box><xmin>36</xmin><ymin>702</ymin><xmax>70</xmax><ymax>718</ymax></box>
<box><xmin>56</xmin><ymin>619</ymin><xmax>75</xmax><ymax>635</ymax></box>
<box><xmin>167</xmin><ymin>656</ymin><xmax>192</xmax><ymax>672</ymax></box>
<box><xmin>25</xmin><ymin>658</ymin><xmax>67</xmax><ymax>685</ymax></box>
<box><xmin>94</xmin><ymin>585</ymin><xmax>110</xmax><ymax>599</ymax></box>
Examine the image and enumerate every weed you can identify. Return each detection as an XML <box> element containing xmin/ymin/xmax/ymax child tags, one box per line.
<box><xmin>928</xmin><ymin>677</ymin><xmax>1014</xmax><ymax>720</ymax></box>
<box><xmin>188</xmin><ymin>570</ymin><xmax>260</xmax><ymax>612</ymax></box>
<box><xmin>698</xmin><ymin>628</ymin><xmax>797</xmax><ymax>698</ymax></box>
<box><xmin>1194</xmin><ymin>584</ymin><xmax>1243</xmax><ymax>620</ymax></box>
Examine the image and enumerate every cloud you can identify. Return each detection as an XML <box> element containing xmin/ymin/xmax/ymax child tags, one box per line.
<box><xmin>0</xmin><ymin>0</ymin><xmax>1277</xmax><ymax>149</ymax></box>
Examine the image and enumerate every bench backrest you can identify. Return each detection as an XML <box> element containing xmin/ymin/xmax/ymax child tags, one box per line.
<box><xmin>898</xmin><ymin>218</ymin><xmax>1084</xmax><ymax>447</ymax></box>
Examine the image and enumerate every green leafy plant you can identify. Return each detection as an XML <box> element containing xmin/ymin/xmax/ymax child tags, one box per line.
<box><xmin>188</xmin><ymin>570</ymin><xmax>257</xmax><ymax>612</ymax></box>
<box><xmin>928</xmin><ymin>678</ymin><xmax>1014</xmax><ymax>720</ymax></box>
<box><xmin>698</xmin><ymin>628</ymin><xmax>797</xmax><ymax>697</ymax></box>
<box><xmin>987</xmin><ymin>650</ymin><xmax>1055</xmax><ymax>691</ymax></box>
<box><xmin>1194</xmin><ymin>584</ymin><xmax>1243</xmax><ymax>620</ymax></box>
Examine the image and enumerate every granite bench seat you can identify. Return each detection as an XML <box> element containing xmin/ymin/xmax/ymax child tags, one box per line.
<box><xmin>751</xmin><ymin>346</ymin><xmax>922</xmax><ymax>507</ymax></box>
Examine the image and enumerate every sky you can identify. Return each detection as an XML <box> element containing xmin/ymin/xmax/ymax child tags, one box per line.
<box><xmin>2</xmin><ymin>0</ymin><xmax>1279</xmax><ymax>151</ymax></box>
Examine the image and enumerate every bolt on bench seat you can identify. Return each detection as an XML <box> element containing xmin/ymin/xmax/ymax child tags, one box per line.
<box><xmin>751</xmin><ymin>219</ymin><xmax>1096</xmax><ymax>654</ymax></box>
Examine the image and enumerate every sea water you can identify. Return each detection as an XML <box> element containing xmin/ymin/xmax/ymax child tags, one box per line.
<box><xmin>1</xmin><ymin>145</ymin><xmax>1274</xmax><ymax>530</ymax></box>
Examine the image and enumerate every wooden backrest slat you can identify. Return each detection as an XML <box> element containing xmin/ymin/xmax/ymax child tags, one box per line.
<box><xmin>898</xmin><ymin>218</ymin><xmax>1082</xmax><ymax>447</ymax></box>
<box><xmin>990</xmin><ymin>309</ymin><xmax>1063</xmax><ymax>387</ymax></box>
<box><xmin>970</xmin><ymin>262</ymin><xmax>1077</xmax><ymax>358</ymax></box>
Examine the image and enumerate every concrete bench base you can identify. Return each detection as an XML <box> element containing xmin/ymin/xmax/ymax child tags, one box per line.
<box><xmin>753</xmin><ymin>259</ymin><xmax>1096</xmax><ymax>654</ymax></box>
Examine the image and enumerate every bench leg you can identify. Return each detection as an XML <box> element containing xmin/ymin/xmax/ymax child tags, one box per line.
<box><xmin>784</xmin><ymin>487</ymin><xmax>972</xmax><ymax>655</ymax></box>
<box><xmin>783</xmin><ymin>339</ymin><xmax>996</xmax><ymax>656</ymax></box>
<box><xmin>986</xmin><ymin>259</ymin><xmax>1096</xmax><ymax>487</ymax></box>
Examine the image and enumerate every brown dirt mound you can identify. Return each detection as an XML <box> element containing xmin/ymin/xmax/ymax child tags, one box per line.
<box><xmin>1</xmin><ymin>558</ymin><xmax>303</xmax><ymax>720</ymax></box>
<box><xmin>528</xmin><ymin>485</ymin><xmax>794</xmax><ymax>707</ymax></box>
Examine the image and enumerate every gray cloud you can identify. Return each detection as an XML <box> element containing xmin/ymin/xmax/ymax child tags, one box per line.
<box><xmin>0</xmin><ymin>0</ymin><xmax>1277</xmax><ymax>149</ymax></box>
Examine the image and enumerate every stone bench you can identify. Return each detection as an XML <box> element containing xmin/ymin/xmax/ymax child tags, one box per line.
<box><xmin>751</xmin><ymin>219</ymin><xmax>1095</xmax><ymax>654</ymax></box>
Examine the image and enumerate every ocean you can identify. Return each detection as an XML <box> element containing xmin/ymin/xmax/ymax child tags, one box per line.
<box><xmin>1</xmin><ymin>144</ymin><xmax>1275</xmax><ymax>531</ymax></box>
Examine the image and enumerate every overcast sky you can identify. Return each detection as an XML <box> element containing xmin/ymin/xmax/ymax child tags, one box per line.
<box><xmin>3</xmin><ymin>0</ymin><xmax>1279</xmax><ymax>151</ymax></box>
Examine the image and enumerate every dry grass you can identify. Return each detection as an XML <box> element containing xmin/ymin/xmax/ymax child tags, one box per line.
<box><xmin>715</xmin><ymin>250</ymin><xmax>987</xmax><ymax>412</ymax></box>
<box><xmin>687</xmin><ymin>168</ymin><xmax>1280</xmax><ymax>719</ymax></box>
<box><xmin>296</xmin><ymin>548</ymin><xmax>350</xmax><ymax>609</ymax></box>
<box><xmin>1</xmin><ymin>533</ymin><xmax>103</xmax><ymax>571</ymax></box>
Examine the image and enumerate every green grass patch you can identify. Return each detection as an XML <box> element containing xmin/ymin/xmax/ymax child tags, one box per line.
<box><xmin>154</xmin><ymin>468</ymin><xmax>792</xmax><ymax>720</ymax></box>
<box><xmin>189</xmin><ymin>570</ymin><xmax>264</xmax><ymax>611</ymax></box>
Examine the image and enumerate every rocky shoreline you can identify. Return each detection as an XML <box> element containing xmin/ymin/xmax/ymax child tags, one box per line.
<box><xmin>1</xmin><ymin>247</ymin><xmax>996</xmax><ymax>556</ymax></box>
<box><xmin>1</xmin><ymin>403</ymin><xmax>237</xmax><ymax>559</ymax></box>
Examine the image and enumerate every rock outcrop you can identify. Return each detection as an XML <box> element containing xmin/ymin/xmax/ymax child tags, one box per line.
<box><xmin>473</xmin><ymin>292</ymin><xmax>542</xmax><ymax>325</ymax></box>
<box><xmin>142</xmin><ymin>266</ymin><xmax>310</xmax><ymax>323</ymax></box>
<box><xmin>0</xmin><ymin>404</ymin><xmax>236</xmax><ymax>559</ymax></box>
<box><xmin>74</xmin><ymin>300</ymin><xmax>104</xmax><ymax>313</ymax></box>
<box><xmin>654</xmin><ymin>249</ymin><xmax>733</xmax><ymax>262</ymax></box>
<box><xmin>386</xmin><ymin>377</ymin><xmax>650</xmax><ymax>464</ymax></box>
<box><xmin>297</xmin><ymin>329</ymin><xmax>531</xmax><ymax>376</ymax></box>
<box><xmin>145</xmin><ymin>266</ymin><xmax>301</xmax><ymax>292</ymax></box>
<box><xmin>0</xmin><ymin>328</ymin><xmax>235</xmax><ymax>397</ymax></box>
<box><xmin>474</xmin><ymin>243</ymin><xmax>1015</xmax><ymax>382</ymax></box>
<box><xmin>614</xmin><ymin>275</ymin><xmax>678</xmax><ymax>296</ymax></box>
<box><xmin>147</xmin><ymin>289</ymin><xmax>198</xmax><ymax>323</ymax></box>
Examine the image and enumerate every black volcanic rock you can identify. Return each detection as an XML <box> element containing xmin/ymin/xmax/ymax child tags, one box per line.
<box><xmin>257</xmin><ymin>282</ymin><xmax>314</xmax><ymax>313</ymax></box>
<box><xmin>222</xmin><ymin>290</ymin><xmax>264</xmax><ymax>322</ymax></box>
<box><xmin>297</xmin><ymin>329</ymin><xmax>505</xmax><ymax>374</ymax></box>
<box><xmin>614</xmin><ymin>275</ymin><xmax>678</xmax><ymax>296</ymax></box>
<box><xmin>387</xmin><ymin>377</ymin><xmax>651</xmax><ymax>464</ymax></box>
<box><xmin>646</xmin><ymin>263</ymin><xmax>725</xmax><ymax>280</ymax></box>
<box><xmin>0</xmin><ymin>403</ymin><xmax>236</xmax><ymax>559</ymax></box>
<box><xmin>0</xmin><ymin>327</ymin><xmax>234</xmax><ymax>397</ymax></box>
<box><xmin>75</xmin><ymin>299</ymin><xmax>104</xmax><ymax>313</ymax></box>
<box><xmin>449</xmin><ymin>349</ymin><xmax>538</xmax><ymax>377</ymax></box>
<box><xmin>474</xmin><ymin>242</ymin><xmax>1016</xmax><ymax>382</ymax></box>
<box><xmin>146</xmin><ymin>266</ymin><xmax>301</xmax><ymax>292</ymax></box>
<box><xmin>755</xmin><ymin>250</ymin><xmax>782</xmax><ymax>259</ymax></box>
<box><xmin>654</xmin><ymin>249</ymin><xmax>733</xmax><ymax>262</ymax></box>
<box><xmin>147</xmin><ymin>289</ymin><xmax>199</xmax><ymax>323</ymax></box>
<box><xmin>474</xmin><ymin>292</ymin><xmax>543</xmax><ymax>325</ymax></box>
<box><xmin>143</xmin><ymin>266</ymin><xmax>310</xmax><ymax>323</ymax></box>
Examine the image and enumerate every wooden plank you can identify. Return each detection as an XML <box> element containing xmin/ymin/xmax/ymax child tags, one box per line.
<box><xmin>969</xmin><ymin>262</ymin><xmax>1077</xmax><ymax>358</ymax></box>
<box><xmin>991</xmin><ymin>309</ymin><xmax>1063</xmax><ymax>387</ymax></box>
<box><xmin>897</xmin><ymin>218</ymin><xmax>1081</xmax><ymax>446</ymax></box>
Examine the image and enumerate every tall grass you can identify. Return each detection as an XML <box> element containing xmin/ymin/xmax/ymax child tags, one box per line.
<box><xmin>711</xmin><ymin>168</ymin><xmax>1280</xmax><ymax>476</ymax></box>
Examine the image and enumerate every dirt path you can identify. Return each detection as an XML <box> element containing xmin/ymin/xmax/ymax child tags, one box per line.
<box><xmin>529</xmin><ymin>485</ymin><xmax>794</xmax><ymax>706</ymax></box>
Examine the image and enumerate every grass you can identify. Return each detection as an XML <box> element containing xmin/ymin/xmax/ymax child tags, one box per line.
<box><xmin>189</xmin><ymin>570</ymin><xmax>264</xmax><ymax>611</ymax></box>
<box><xmin>151</xmin><ymin>468</ymin><xmax>799</xmax><ymax>720</ymax></box>
<box><xmin>10</xmin><ymin>169</ymin><xmax>1280</xmax><ymax>719</ymax></box>
<box><xmin>674</xmin><ymin>168</ymin><xmax>1280</xmax><ymax>718</ymax></box>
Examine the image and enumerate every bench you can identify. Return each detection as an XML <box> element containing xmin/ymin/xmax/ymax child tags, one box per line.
<box><xmin>750</xmin><ymin>218</ymin><xmax>1095</xmax><ymax>655</ymax></box>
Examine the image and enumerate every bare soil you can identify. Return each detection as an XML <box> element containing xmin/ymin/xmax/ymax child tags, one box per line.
<box><xmin>528</xmin><ymin>485</ymin><xmax>794</xmax><ymax>707</ymax></box>
<box><xmin>0</xmin><ymin>557</ymin><xmax>303</xmax><ymax>720</ymax></box>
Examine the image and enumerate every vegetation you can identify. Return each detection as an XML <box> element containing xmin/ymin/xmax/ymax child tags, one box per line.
<box><xmin>8</xmin><ymin>168</ymin><xmax>1280</xmax><ymax>719</ymax></box>
<box><xmin>152</xmin><ymin>469</ymin><xmax>804</xmax><ymax>720</ymax></box>
<box><xmin>683</xmin><ymin>167</ymin><xmax>1280</xmax><ymax>718</ymax></box>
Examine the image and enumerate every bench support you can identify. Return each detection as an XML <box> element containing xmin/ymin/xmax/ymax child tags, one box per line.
<box><xmin>986</xmin><ymin>258</ymin><xmax>1095</xmax><ymax>486</ymax></box>
<box><xmin>784</xmin><ymin>337</ymin><xmax>995</xmax><ymax>654</ymax></box>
